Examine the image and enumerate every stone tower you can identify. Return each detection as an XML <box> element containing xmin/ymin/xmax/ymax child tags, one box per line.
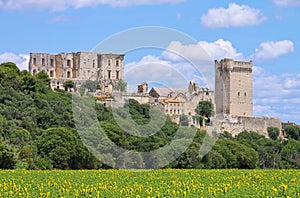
<box><xmin>215</xmin><ymin>58</ymin><xmax>253</xmax><ymax>117</ymax></box>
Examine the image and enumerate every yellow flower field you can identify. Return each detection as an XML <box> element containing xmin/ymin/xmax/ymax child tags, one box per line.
<box><xmin>0</xmin><ymin>169</ymin><xmax>299</xmax><ymax>197</ymax></box>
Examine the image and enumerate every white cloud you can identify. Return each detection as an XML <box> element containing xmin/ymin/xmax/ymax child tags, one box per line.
<box><xmin>162</xmin><ymin>39</ymin><xmax>244</xmax><ymax>62</ymax></box>
<box><xmin>201</xmin><ymin>3</ymin><xmax>266</xmax><ymax>28</ymax></box>
<box><xmin>0</xmin><ymin>0</ymin><xmax>184</xmax><ymax>11</ymax></box>
<box><xmin>273</xmin><ymin>0</ymin><xmax>300</xmax><ymax>7</ymax></box>
<box><xmin>253</xmin><ymin>40</ymin><xmax>294</xmax><ymax>59</ymax></box>
<box><xmin>253</xmin><ymin>66</ymin><xmax>300</xmax><ymax>122</ymax></box>
<box><xmin>0</xmin><ymin>52</ymin><xmax>29</xmax><ymax>71</ymax></box>
<box><xmin>198</xmin><ymin>39</ymin><xmax>244</xmax><ymax>61</ymax></box>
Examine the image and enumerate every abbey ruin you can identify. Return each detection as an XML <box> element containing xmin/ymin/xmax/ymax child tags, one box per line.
<box><xmin>29</xmin><ymin>52</ymin><xmax>282</xmax><ymax>137</ymax></box>
<box><xmin>29</xmin><ymin>52</ymin><xmax>124</xmax><ymax>92</ymax></box>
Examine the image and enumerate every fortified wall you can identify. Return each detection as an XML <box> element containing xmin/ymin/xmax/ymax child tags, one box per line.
<box><xmin>214</xmin><ymin>115</ymin><xmax>282</xmax><ymax>137</ymax></box>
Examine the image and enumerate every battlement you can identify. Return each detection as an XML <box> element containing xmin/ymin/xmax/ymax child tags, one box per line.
<box><xmin>215</xmin><ymin>58</ymin><xmax>252</xmax><ymax>73</ymax></box>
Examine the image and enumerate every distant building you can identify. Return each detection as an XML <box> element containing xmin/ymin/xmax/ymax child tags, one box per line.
<box><xmin>29</xmin><ymin>52</ymin><xmax>125</xmax><ymax>91</ymax></box>
<box><xmin>149</xmin><ymin>82</ymin><xmax>214</xmax><ymax>125</ymax></box>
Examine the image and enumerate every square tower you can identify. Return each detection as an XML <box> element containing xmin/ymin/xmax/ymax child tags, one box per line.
<box><xmin>215</xmin><ymin>58</ymin><xmax>253</xmax><ymax>117</ymax></box>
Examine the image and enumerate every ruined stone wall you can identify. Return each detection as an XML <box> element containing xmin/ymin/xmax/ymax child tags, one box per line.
<box><xmin>215</xmin><ymin>115</ymin><xmax>282</xmax><ymax>137</ymax></box>
<box><xmin>29</xmin><ymin>53</ymin><xmax>56</xmax><ymax>77</ymax></box>
<box><xmin>29</xmin><ymin>52</ymin><xmax>125</xmax><ymax>91</ymax></box>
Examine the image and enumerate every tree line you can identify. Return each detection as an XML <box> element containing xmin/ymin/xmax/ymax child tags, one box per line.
<box><xmin>0</xmin><ymin>62</ymin><xmax>299</xmax><ymax>169</ymax></box>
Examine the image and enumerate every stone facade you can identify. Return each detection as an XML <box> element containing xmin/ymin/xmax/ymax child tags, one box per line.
<box><xmin>29</xmin><ymin>52</ymin><xmax>125</xmax><ymax>90</ymax></box>
<box><xmin>215</xmin><ymin>58</ymin><xmax>253</xmax><ymax>117</ymax></box>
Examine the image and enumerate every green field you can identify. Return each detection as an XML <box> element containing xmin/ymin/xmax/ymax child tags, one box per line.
<box><xmin>0</xmin><ymin>169</ymin><xmax>299</xmax><ymax>197</ymax></box>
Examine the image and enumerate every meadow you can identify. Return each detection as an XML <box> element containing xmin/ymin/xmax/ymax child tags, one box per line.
<box><xmin>0</xmin><ymin>169</ymin><xmax>299</xmax><ymax>197</ymax></box>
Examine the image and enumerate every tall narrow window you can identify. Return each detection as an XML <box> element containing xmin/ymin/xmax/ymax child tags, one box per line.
<box><xmin>238</xmin><ymin>92</ymin><xmax>240</xmax><ymax>96</ymax></box>
<box><xmin>108</xmin><ymin>60</ymin><xmax>111</xmax><ymax>66</ymax></box>
<box><xmin>67</xmin><ymin>59</ymin><xmax>71</xmax><ymax>67</ymax></box>
<box><xmin>33</xmin><ymin>69</ymin><xmax>37</xmax><ymax>75</ymax></box>
<box><xmin>108</xmin><ymin>70</ymin><xmax>111</xmax><ymax>79</ymax></box>
<box><xmin>67</xmin><ymin>71</ymin><xmax>71</xmax><ymax>78</ymax></box>
<box><xmin>244</xmin><ymin>92</ymin><xmax>247</xmax><ymax>96</ymax></box>
<box><xmin>50</xmin><ymin>59</ymin><xmax>54</xmax><ymax>66</ymax></box>
<box><xmin>42</xmin><ymin>58</ymin><xmax>45</xmax><ymax>66</ymax></box>
<box><xmin>50</xmin><ymin>70</ymin><xmax>54</xmax><ymax>77</ymax></box>
<box><xmin>33</xmin><ymin>58</ymin><xmax>36</xmax><ymax>65</ymax></box>
<box><xmin>116</xmin><ymin>71</ymin><xmax>119</xmax><ymax>79</ymax></box>
<box><xmin>116</xmin><ymin>60</ymin><xmax>119</xmax><ymax>66</ymax></box>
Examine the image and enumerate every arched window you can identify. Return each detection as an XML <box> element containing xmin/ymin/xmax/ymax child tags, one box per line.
<box><xmin>238</xmin><ymin>92</ymin><xmax>240</xmax><ymax>96</ymax></box>
<box><xmin>33</xmin><ymin>69</ymin><xmax>37</xmax><ymax>75</ymax></box>
<box><xmin>244</xmin><ymin>92</ymin><xmax>247</xmax><ymax>96</ymax></box>
<box><xmin>116</xmin><ymin>60</ymin><xmax>120</xmax><ymax>66</ymax></box>
<box><xmin>67</xmin><ymin>71</ymin><xmax>71</xmax><ymax>78</ymax></box>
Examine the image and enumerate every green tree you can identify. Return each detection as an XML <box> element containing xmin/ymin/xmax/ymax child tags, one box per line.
<box><xmin>84</xmin><ymin>80</ymin><xmax>99</xmax><ymax>92</ymax></box>
<box><xmin>0</xmin><ymin>141</ymin><xmax>16</xmax><ymax>169</ymax></box>
<box><xmin>113</xmin><ymin>79</ymin><xmax>127</xmax><ymax>92</ymax></box>
<box><xmin>285</xmin><ymin>125</ymin><xmax>300</xmax><ymax>140</ymax></box>
<box><xmin>179</xmin><ymin>114</ymin><xmax>189</xmax><ymax>126</ymax></box>
<box><xmin>36</xmin><ymin>127</ymin><xmax>98</xmax><ymax>169</ymax></box>
<box><xmin>195</xmin><ymin>101</ymin><xmax>214</xmax><ymax>118</ymax></box>
<box><xmin>33</xmin><ymin>71</ymin><xmax>51</xmax><ymax>88</ymax></box>
<box><xmin>63</xmin><ymin>80</ymin><xmax>75</xmax><ymax>92</ymax></box>
<box><xmin>281</xmin><ymin>139</ymin><xmax>300</xmax><ymax>168</ymax></box>
<box><xmin>267</xmin><ymin>127</ymin><xmax>280</xmax><ymax>140</ymax></box>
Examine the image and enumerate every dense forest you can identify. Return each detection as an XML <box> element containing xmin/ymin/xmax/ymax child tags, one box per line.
<box><xmin>0</xmin><ymin>62</ymin><xmax>299</xmax><ymax>169</ymax></box>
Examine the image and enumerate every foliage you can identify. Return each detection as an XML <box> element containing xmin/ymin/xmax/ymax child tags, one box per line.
<box><xmin>113</xmin><ymin>79</ymin><xmax>127</xmax><ymax>92</ymax></box>
<box><xmin>83</xmin><ymin>80</ymin><xmax>99</xmax><ymax>92</ymax></box>
<box><xmin>179</xmin><ymin>114</ymin><xmax>189</xmax><ymax>126</ymax></box>
<box><xmin>195</xmin><ymin>101</ymin><xmax>214</xmax><ymax>118</ymax></box>
<box><xmin>285</xmin><ymin>125</ymin><xmax>300</xmax><ymax>140</ymax></box>
<box><xmin>63</xmin><ymin>80</ymin><xmax>75</xmax><ymax>92</ymax></box>
<box><xmin>267</xmin><ymin>127</ymin><xmax>280</xmax><ymax>140</ymax></box>
<box><xmin>0</xmin><ymin>141</ymin><xmax>16</xmax><ymax>169</ymax></box>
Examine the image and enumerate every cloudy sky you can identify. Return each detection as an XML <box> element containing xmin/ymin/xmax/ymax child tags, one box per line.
<box><xmin>0</xmin><ymin>0</ymin><xmax>299</xmax><ymax>123</ymax></box>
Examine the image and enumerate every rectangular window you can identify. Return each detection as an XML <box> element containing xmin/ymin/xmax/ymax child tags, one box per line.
<box><xmin>116</xmin><ymin>60</ymin><xmax>119</xmax><ymax>66</ymax></box>
<box><xmin>33</xmin><ymin>58</ymin><xmax>36</xmax><ymax>65</ymax></box>
<box><xmin>116</xmin><ymin>71</ymin><xmax>119</xmax><ymax>79</ymax></box>
<box><xmin>42</xmin><ymin>58</ymin><xmax>45</xmax><ymax>66</ymax></box>
<box><xmin>108</xmin><ymin>70</ymin><xmax>111</xmax><ymax>79</ymax></box>
<box><xmin>67</xmin><ymin>59</ymin><xmax>71</xmax><ymax>67</ymax></box>
<box><xmin>50</xmin><ymin>59</ymin><xmax>54</xmax><ymax>66</ymax></box>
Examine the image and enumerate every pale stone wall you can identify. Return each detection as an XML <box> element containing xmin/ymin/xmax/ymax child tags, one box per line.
<box><xmin>214</xmin><ymin>114</ymin><xmax>282</xmax><ymax>137</ymax></box>
<box><xmin>29</xmin><ymin>52</ymin><xmax>125</xmax><ymax>90</ymax></box>
<box><xmin>215</xmin><ymin>59</ymin><xmax>253</xmax><ymax>117</ymax></box>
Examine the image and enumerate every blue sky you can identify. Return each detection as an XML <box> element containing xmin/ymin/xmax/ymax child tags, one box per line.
<box><xmin>0</xmin><ymin>0</ymin><xmax>299</xmax><ymax>123</ymax></box>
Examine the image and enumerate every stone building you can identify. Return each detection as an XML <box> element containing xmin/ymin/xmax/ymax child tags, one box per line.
<box><xmin>29</xmin><ymin>52</ymin><xmax>125</xmax><ymax>90</ymax></box>
<box><xmin>215</xmin><ymin>58</ymin><xmax>253</xmax><ymax>117</ymax></box>
<box><xmin>149</xmin><ymin>81</ymin><xmax>214</xmax><ymax>125</ymax></box>
<box><xmin>214</xmin><ymin>58</ymin><xmax>282</xmax><ymax>137</ymax></box>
